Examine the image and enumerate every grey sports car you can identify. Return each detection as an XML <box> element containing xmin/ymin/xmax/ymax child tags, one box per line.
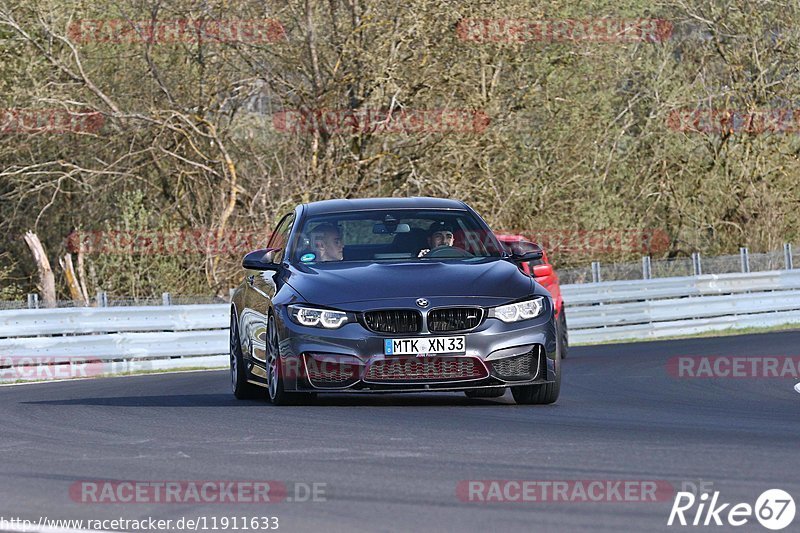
<box><xmin>230</xmin><ymin>197</ymin><xmax>561</xmax><ymax>405</ymax></box>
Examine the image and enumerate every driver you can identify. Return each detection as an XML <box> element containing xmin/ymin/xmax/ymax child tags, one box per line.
<box><xmin>418</xmin><ymin>221</ymin><xmax>455</xmax><ymax>257</ymax></box>
<box><xmin>310</xmin><ymin>223</ymin><xmax>344</xmax><ymax>261</ymax></box>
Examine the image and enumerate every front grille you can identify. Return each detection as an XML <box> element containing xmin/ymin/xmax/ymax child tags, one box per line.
<box><xmin>491</xmin><ymin>349</ymin><xmax>539</xmax><ymax>380</ymax></box>
<box><xmin>303</xmin><ymin>354</ymin><xmax>360</xmax><ymax>388</ymax></box>
<box><xmin>364</xmin><ymin>356</ymin><xmax>488</xmax><ymax>382</ymax></box>
<box><xmin>427</xmin><ymin>307</ymin><xmax>483</xmax><ymax>332</ymax></box>
<box><xmin>364</xmin><ymin>310</ymin><xmax>421</xmax><ymax>334</ymax></box>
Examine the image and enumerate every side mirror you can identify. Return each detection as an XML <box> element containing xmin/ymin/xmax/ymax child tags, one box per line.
<box><xmin>532</xmin><ymin>264</ymin><xmax>554</xmax><ymax>278</ymax></box>
<box><xmin>508</xmin><ymin>241</ymin><xmax>543</xmax><ymax>263</ymax></box>
<box><xmin>242</xmin><ymin>248</ymin><xmax>281</xmax><ymax>271</ymax></box>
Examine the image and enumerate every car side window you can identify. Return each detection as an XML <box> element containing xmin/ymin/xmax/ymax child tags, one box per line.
<box><xmin>268</xmin><ymin>213</ymin><xmax>295</xmax><ymax>263</ymax></box>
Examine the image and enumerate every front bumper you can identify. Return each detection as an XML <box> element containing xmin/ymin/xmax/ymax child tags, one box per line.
<box><xmin>273</xmin><ymin>303</ymin><xmax>557</xmax><ymax>393</ymax></box>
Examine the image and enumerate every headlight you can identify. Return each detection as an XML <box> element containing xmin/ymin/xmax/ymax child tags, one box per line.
<box><xmin>490</xmin><ymin>297</ymin><xmax>546</xmax><ymax>323</ymax></box>
<box><xmin>288</xmin><ymin>305</ymin><xmax>351</xmax><ymax>329</ymax></box>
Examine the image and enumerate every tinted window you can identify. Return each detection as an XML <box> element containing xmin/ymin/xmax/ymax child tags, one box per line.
<box><xmin>294</xmin><ymin>209</ymin><xmax>504</xmax><ymax>263</ymax></box>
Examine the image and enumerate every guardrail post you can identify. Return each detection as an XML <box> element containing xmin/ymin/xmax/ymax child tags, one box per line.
<box><xmin>162</xmin><ymin>292</ymin><xmax>171</xmax><ymax>305</ymax></box>
<box><xmin>591</xmin><ymin>261</ymin><xmax>602</xmax><ymax>283</ymax></box>
<box><xmin>27</xmin><ymin>293</ymin><xmax>39</xmax><ymax>309</ymax></box>
<box><xmin>642</xmin><ymin>256</ymin><xmax>652</xmax><ymax>279</ymax></box>
<box><xmin>692</xmin><ymin>252</ymin><xmax>702</xmax><ymax>276</ymax></box>
<box><xmin>740</xmin><ymin>247</ymin><xmax>750</xmax><ymax>273</ymax></box>
<box><xmin>96</xmin><ymin>290</ymin><xmax>108</xmax><ymax>307</ymax></box>
<box><xmin>785</xmin><ymin>243</ymin><xmax>794</xmax><ymax>270</ymax></box>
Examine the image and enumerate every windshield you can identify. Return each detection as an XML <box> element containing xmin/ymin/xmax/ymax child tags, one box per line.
<box><xmin>293</xmin><ymin>209</ymin><xmax>504</xmax><ymax>263</ymax></box>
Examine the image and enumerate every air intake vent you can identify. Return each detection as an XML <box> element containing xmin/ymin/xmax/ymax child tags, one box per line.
<box><xmin>303</xmin><ymin>354</ymin><xmax>361</xmax><ymax>388</ymax></box>
<box><xmin>491</xmin><ymin>348</ymin><xmax>540</xmax><ymax>380</ymax></box>
<box><xmin>364</xmin><ymin>356</ymin><xmax>488</xmax><ymax>382</ymax></box>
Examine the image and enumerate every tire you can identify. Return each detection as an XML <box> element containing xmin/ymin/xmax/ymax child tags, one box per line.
<box><xmin>230</xmin><ymin>312</ymin><xmax>262</xmax><ymax>400</ymax></box>
<box><xmin>511</xmin><ymin>349</ymin><xmax>561</xmax><ymax>405</ymax></box>
<box><xmin>557</xmin><ymin>308</ymin><xmax>569</xmax><ymax>359</ymax></box>
<box><xmin>265</xmin><ymin>314</ymin><xmax>314</xmax><ymax>406</ymax></box>
<box><xmin>464</xmin><ymin>388</ymin><xmax>506</xmax><ymax>399</ymax></box>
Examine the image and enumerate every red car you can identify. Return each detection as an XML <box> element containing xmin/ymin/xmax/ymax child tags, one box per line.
<box><xmin>496</xmin><ymin>234</ymin><xmax>568</xmax><ymax>358</ymax></box>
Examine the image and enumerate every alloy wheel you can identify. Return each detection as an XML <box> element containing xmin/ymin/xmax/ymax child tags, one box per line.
<box><xmin>266</xmin><ymin>316</ymin><xmax>280</xmax><ymax>401</ymax></box>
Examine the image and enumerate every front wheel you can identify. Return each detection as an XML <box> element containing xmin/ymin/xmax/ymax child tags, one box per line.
<box><xmin>557</xmin><ymin>308</ymin><xmax>569</xmax><ymax>359</ymax></box>
<box><xmin>511</xmin><ymin>351</ymin><xmax>560</xmax><ymax>405</ymax></box>
<box><xmin>265</xmin><ymin>314</ymin><xmax>314</xmax><ymax>406</ymax></box>
<box><xmin>266</xmin><ymin>314</ymin><xmax>290</xmax><ymax>405</ymax></box>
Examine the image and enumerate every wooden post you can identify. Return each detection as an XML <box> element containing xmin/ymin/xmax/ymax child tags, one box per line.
<box><xmin>23</xmin><ymin>231</ymin><xmax>56</xmax><ymax>308</ymax></box>
<box><xmin>59</xmin><ymin>253</ymin><xmax>89</xmax><ymax>305</ymax></box>
<box><xmin>66</xmin><ymin>229</ymin><xmax>91</xmax><ymax>303</ymax></box>
<box><xmin>75</xmin><ymin>247</ymin><xmax>90</xmax><ymax>304</ymax></box>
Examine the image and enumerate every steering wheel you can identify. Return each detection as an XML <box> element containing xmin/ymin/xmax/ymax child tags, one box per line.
<box><xmin>424</xmin><ymin>246</ymin><xmax>474</xmax><ymax>258</ymax></box>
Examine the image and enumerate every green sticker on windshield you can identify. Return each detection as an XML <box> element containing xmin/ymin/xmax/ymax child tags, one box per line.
<box><xmin>300</xmin><ymin>253</ymin><xmax>316</xmax><ymax>262</ymax></box>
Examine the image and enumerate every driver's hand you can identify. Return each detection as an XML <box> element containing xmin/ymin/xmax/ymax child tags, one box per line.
<box><xmin>418</xmin><ymin>249</ymin><xmax>430</xmax><ymax>257</ymax></box>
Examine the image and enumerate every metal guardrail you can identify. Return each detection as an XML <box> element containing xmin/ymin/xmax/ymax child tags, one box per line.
<box><xmin>563</xmin><ymin>270</ymin><xmax>800</xmax><ymax>305</ymax></box>
<box><xmin>0</xmin><ymin>304</ymin><xmax>230</xmax><ymax>382</ymax></box>
<box><xmin>0</xmin><ymin>304</ymin><xmax>228</xmax><ymax>337</ymax></box>
<box><xmin>2</xmin><ymin>269</ymin><xmax>800</xmax><ymax>381</ymax></box>
<box><xmin>563</xmin><ymin>269</ymin><xmax>800</xmax><ymax>343</ymax></box>
<box><xmin>0</xmin><ymin>329</ymin><xmax>226</xmax><ymax>359</ymax></box>
<box><xmin>567</xmin><ymin>290</ymin><xmax>800</xmax><ymax>328</ymax></box>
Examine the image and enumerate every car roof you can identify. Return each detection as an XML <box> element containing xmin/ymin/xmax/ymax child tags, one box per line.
<box><xmin>302</xmin><ymin>197</ymin><xmax>467</xmax><ymax>215</ymax></box>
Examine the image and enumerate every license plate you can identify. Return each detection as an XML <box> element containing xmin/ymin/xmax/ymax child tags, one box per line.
<box><xmin>384</xmin><ymin>336</ymin><xmax>466</xmax><ymax>356</ymax></box>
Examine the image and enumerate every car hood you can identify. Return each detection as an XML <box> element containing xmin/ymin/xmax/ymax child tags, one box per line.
<box><xmin>286</xmin><ymin>259</ymin><xmax>534</xmax><ymax>307</ymax></box>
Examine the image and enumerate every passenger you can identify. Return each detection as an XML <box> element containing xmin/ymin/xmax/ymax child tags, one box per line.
<box><xmin>310</xmin><ymin>223</ymin><xmax>344</xmax><ymax>261</ymax></box>
<box><xmin>418</xmin><ymin>221</ymin><xmax>455</xmax><ymax>257</ymax></box>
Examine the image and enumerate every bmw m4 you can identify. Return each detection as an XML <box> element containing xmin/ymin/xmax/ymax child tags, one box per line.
<box><xmin>230</xmin><ymin>197</ymin><xmax>561</xmax><ymax>405</ymax></box>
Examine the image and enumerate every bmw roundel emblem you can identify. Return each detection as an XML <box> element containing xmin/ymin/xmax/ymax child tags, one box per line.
<box><xmin>416</xmin><ymin>298</ymin><xmax>429</xmax><ymax>308</ymax></box>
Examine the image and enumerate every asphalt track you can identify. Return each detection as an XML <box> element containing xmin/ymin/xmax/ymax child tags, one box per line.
<box><xmin>1</xmin><ymin>331</ymin><xmax>799</xmax><ymax>533</ymax></box>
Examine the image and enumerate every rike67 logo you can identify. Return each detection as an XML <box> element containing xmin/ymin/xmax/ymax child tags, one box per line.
<box><xmin>668</xmin><ymin>489</ymin><xmax>795</xmax><ymax>530</ymax></box>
